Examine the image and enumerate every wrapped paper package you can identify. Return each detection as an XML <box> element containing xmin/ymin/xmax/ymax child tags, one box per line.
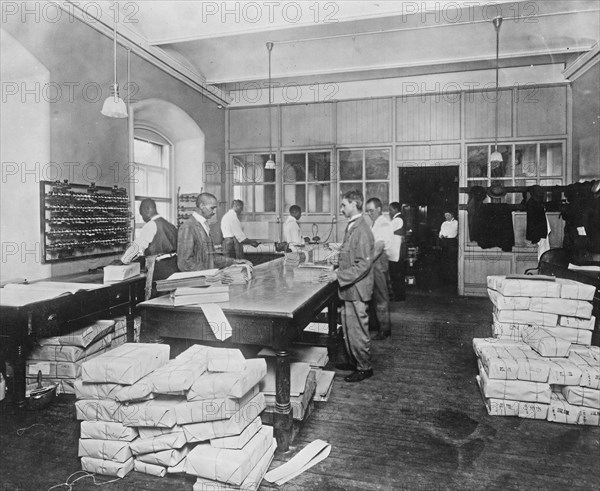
<box><xmin>487</xmin><ymin>275</ymin><xmax>560</xmax><ymax>298</ymax></box>
<box><xmin>120</xmin><ymin>396</ymin><xmax>185</xmax><ymax>428</ymax></box>
<box><xmin>38</xmin><ymin>320</ymin><xmax>115</xmax><ymax>348</ymax></box>
<box><xmin>522</xmin><ymin>327</ymin><xmax>572</xmax><ymax>357</ymax></box>
<box><xmin>545</xmin><ymin>326</ymin><xmax>592</xmax><ymax>346</ymax></box>
<box><xmin>135</xmin><ymin>445</ymin><xmax>190</xmax><ymax>467</ymax></box>
<box><xmin>518</xmin><ymin>401</ymin><xmax>549</xmax><ymax>420</ymax></box>
<box><xmin>112</xmin><ymin>315</ymin><xmax>141</xmax><ymax>341</ymax></box>
<box><xmin>529</xmin><ymin>297</ymin><xmax>593</xmax><ymax>319</ymax></box>
<box><xmin>555</xmin><ymin>278</ymin><xmax>596</xmax><ymax>301</ymax></box>
<box><xmin>487</xmin><ymin>289</ymin><xmax>531</xmax><ymax>310</ymax></box>
<box><xmin>81</xmin><ymin>456</ymin><xmax>134</xmax><ymax>478</ymax></box>
<box><xmin>27</xmin><ymin>346</ymin><xmax>108</xmax><ymax>379</ymax></box>
<box><xmin>130</xmin><ymin>430</ymin><xmax>187</xmax><ymax>455</ymax></box>
<box><xmin>187</xmin><ymin>359</ymin><xmax>266</xmax><ymax>401</ymax></box>
<box><xmin>210</xmin><ymin>416</ymin><xmax>263</xmax><ymax>449</ymax></box>
<box><xmin>476</xmin><ymin>375</ymin><xmax>519</xmax><ymax>416</ymax></box>
<box><xmin>76</xmin><ymin>399</ymin><xmax>123</xmax><ymax>422</ymax></box>
<box><xmin>80</xmin><ymin>421</ymin><xmax>139</xmax><ymax>442</ymax></box>
<box><xmin>134</xmin><ymin>460</ymin><xmax>166</xmax><ymax>477</ymax></box>
<box><xmin>569</xmin><ymin>350</ymin><xmax>600</xmax><ymax>389</ymax></box>
<box><xmin>569</xmin><ymin>345</ymin><xmax>600</xmax><ymax>358</ymax></box>
<box><xmin>491</xmin><ymin>316</ymin><xmax>530</xmax><ymax>341</ymax></box>
<box><xmin>559</xmin><ymin>315</ymin><xmax>596</xmax><ymax>330</ymax></box>
<box><xmin>478</xmin><ymin>361</ymin><xmax>551</xmax><ymax>404</ymax></box>
<box><xmin>207</xmin><ymin>348</ymin><xmax>246</xmax><ymax>372</ymax></box>
<box><xmin>472</xmin><ymin>338</ymin><xmax>531</xmax><ymax>358</ymax></box>
<box><xmin>561</xmin><ymin>386</ymin><xmax>600</xmax><ymax>409</ymax></box>
<box><xmin>183</xmin><ymin>393</ymin><xmax>264</xmax><ymax>443</ymax></box>
<box><xmin>258</xmin><ymin>345</ymin><xmax>329</xmax><ymax>368</ymax></box>
<box><xmin>177</xmin><ymin>386</ymin><xmax>259</xmax><ymax>425</ymax></box>
<box><xmin>193</xmin><ymin>440</ymin><xmax>276</xmax><ymax>491</ymax></box>
<box><xmin>115</xmin><ymin>344</ymin><xmax>209</xmax><ymax>402</ymax></box>
<box><xmin>493</xmin><ymin>308</ymin><xmax>558</xmax><ymax>328</ymax></box>
<box><xmin>578</xmin><ymin>406</ymin><xmax>600</xmax><ymax>426</ymax></box>
<box><xmin>167</xmin><ymin>458</ymin><xmax>187</xmax><ymax>474</ymax></box>
<box><xmin>546</xmin><ymin>358</ymin><xmax>583</xmax><ymax>386</ymax></box>
<box><xmin>547</xmin><ymin>392</ymin><xmax>581</xmax><ymax>424</ymax></box>
<box><xmin>29</xmin><ymin>335</ymin><xmax>112</xmax><ymax>362</ymax></box>
<box><xmin>259</xmin><ymin>361</ymin><xmax>312</xmax><ymax>397</ymax></box>
<box><xmin>78</xmin><ymin>438</ymin><xmax>133</xmax><ymax>462</ymax></box>
<box><xmin>81</xmin><ymin>343</ymin><xmax>170</xmax><ymax>385</ymax></box>
<box><xmin>479</xmin><ymin>345</ymin><xmax>549</xmax><ymax>382</ymax></box>
<box><xmin>26</xmin><ymin>377</ymin><xmax>75</xmax><ymax>395</ymax></box>
<box><xmin>138</xmin><ymin>426</ymin><xmax>184</xmax><ymax>440</ymax></box>
<box><xmin>184</xmin><ymin>426</ymin><xmax>274</xmax><ymax>485</ymax></box>
<box><xmin>264</xmin><ymin>369</ymin><xmax>317</xmax><ymax>420</ymax></box>
<box><xmin>75</xmin><ymin>380</ymin><xmax>132</xmax><ymax>401</ymax></box>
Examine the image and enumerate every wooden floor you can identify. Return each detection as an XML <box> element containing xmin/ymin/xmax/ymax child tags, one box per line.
<box><xmin>1</xmin><ymin>290</ymin><xmax>599</xmax><ymax>490</ymax></box>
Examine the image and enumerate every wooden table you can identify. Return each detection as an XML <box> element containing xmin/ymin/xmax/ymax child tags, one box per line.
<box><xmin>0</xmin><ymin>272</ymin><xmax>145</xmax><ymax>406</ymax></box>
<box><xmin>138</xmin><ymin>258</ymin><xmax>339</xmax><ymax>451</ymax></box>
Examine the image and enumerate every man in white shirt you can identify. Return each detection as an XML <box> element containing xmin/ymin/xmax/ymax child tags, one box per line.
<box><xmin>283</xmin><ymin>205</ymin><xmax>309</xmax><ymax>246</ymax></box>
<box><xmin>439</xmin><ymin>210</ymin><xmax>458</xmax><ymax>284</ymax></box>
<box><xmin>220</xmin><ymin>200</ymin><xmax>260</xmax><ymax>260</ymax></box>
<box><xmin>388</xmin><ymin>202</ymin><xmax>406</xmax><ymax>301</ymax></box>
<box><xmin>365</xmin><ymin>197</ymin><xmax>393</xmax><ymax>340</ymax></box>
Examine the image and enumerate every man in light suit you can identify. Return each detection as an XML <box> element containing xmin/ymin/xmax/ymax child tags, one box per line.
<box><xmin>321</xmin><ymin>189</ymin><xmax>374</xmax><ymax>382</ymax></box>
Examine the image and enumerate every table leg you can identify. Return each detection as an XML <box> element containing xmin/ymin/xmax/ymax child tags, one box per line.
<box><xmin>13</xmin><ymin>343</ymin><xmax>26</xmax><ymax>407</ymax></box>
<box><xmin>327</xmin><ymin>295</ymin><xmax>338</xmax><ymax>361</ymax></box>
<box><xmin>274</xmin><ymin>349</ymin><xmax>292</xmax><ymax>452</ymax></box>
<box><xmin>126</xmin><ymin>283</ymin><xmax>136</xmax><ymax>343</ymax></box>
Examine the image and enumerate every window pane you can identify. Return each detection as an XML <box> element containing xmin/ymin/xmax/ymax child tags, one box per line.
<box><xmin>366</xmin><ymin>182</ymin><xmax>389</xmax><ymax>209</ymax></box>
<box><xmin>254</xmin><ymin>185</ymin><xmax>276</xmax><ymax>212</ymax></box>
<box><xmin>308</xmin><ymin>152</ymin><xmax>331</xmax><ymax>182</ymax></box>
<box><xmin>540</xmin><ymin>143</ymin><xmax>562</xmax><ymax>177</ymax></box>
<box><xmin>339</xmin><ymin>182</ymin><xmax>362</xmax><ymax>205</ymax></box>
<box><xmin>147</xmin><ymin>168</ymin><xmax>168</xmax><ymax>198</ymax></box>
<box><xmin>467</xmin><ymin>146</ymin><xmax>488</xmax><ymax>178</ymax></box>
<box><xmin>233</xmin><ymin>185</ymin><xmax>254</xmax><ymax>212</ymax></box>
<box><xmin>233</xmin><ymin>155</ymin><xmax>252</xmax><ymax>184</ymax></box>
<box><xmin>307</xmin><ymin>184</ymin><xmax>331</xmax><ymax>213</ymax></box>
<box><xmin>515</xmin><ymin>144</ymin><xmax>537</xmax><ymax>177</ymax></box>
<box><xmin>339</xmin><ymin>150</ymin><xmax>363</xmax><ymax>180</ymax></box>
<box><xmin>284</xmin><ymin>184</ymin><xmax>306</xmax><ymax>211</ymax></box>
<box><xmin>365</xmin><ymin>149</ymin><xmax>390</xmax><ymax>180</ymax></box>
<box><xmin>490</xmin><ymin>145</ymin><xmax>512</xmax><ymax>178</ymax></box>
<box><xmin>283</xmin><ymin>154</ymin><xmax>306</xmax><ymax>183</ymax></box>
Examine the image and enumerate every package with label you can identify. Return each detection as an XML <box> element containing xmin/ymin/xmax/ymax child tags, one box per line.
<box><xmin>182</xmin><ymin>393</ymin><xmax>264</xmax><ymax>443</ymax></box>
<box><xmin>207</xmin><ymin>348</ymin><xmax>246</xmax><ymax>372</ymax></box>
<box><xmin>81</xmin><ymin>343</ymin><xmax>170</xmax><ymax>385</ymax></box>
<box><xmin>569</xmin><ymin>350</ymin><xmax>600</xmax><ymax>389</ymax></box>
<box><xmin>477</xmin><ymin>361</ymin><xmax>551</xmax><ymax>404</ymax></box>
<box><xmin>177</xmin><ymin>386</ymin><xmax>259</xmax><ymax>425</ymax></box>
<box><xmin>561</xmin><ymin>386</ymin><xmax>600</xmax><ymax>409</ymax></box>
<box><xmin>75</xmin><ymin>380</ymin><xmax>130</xmax><ymax>401</ymax></box>
<box><xmin>187</xmin><ymin>359</ymin><xmax>266</xmax><ymax>401</ymax></box>
<box><xmin>522</xmin><ymin>327</ymin><xmax>572</xmax><ymax>357</ymax></box>
<box><xmin>264</xmin><ymin>369</ymin><xmax>317</xmax><ymax>420</ymax></box>
<box><xmin>487</xmin><ymin>289</ymin><xmax>531</xmax><ymax>310</ymax></box>
<box><xmin>529</xmin><ymin>297</ymin><xmax>593</xmax><ymax>319</ymax></box>
<box><xmin>555</xmin><ymin>278</ymin><xmax>596</xmax><ymax>301</ymax></box>
<box><xmin>487</xmin><ymin>275</ymin><xmax>560</xmax><ymax>298</ymax></box>
<box><xmin>26</xmin><ymin>377</ymin><xmax>75</xmax><ymax>395</ymax></box>
<box><xmin>478</xmin><ymin>345</ymin><xmax>549</xmax><ymax>381</ymax></box>
<box><xmin>568</xmin><ymin>345</ymin><xmax>600</xmax><ymax>357</ymax></box>
<box><xmin>259</xmin><ymin>361</ymin><xmax>312</xmax><ymax>397</ymax></box>
<box><xmin>578</xmin><ymin>406</ymin><xmax>600</xmax><ymax>426</ymax></box>
<box><xmin>184</xmin><ymin>426</ymin><xmax>274</xmax><ymax>485</ymax></box>
<box><xmin>258</xmin><ymin>345</ymin><xmax>329</xmax><ymax>368</ymax></box>
<box><xmin>104</xmin><ymin>263</ymin><xmax>140</xmax><ymax>283</ymax></box>
<box><xmin>29</xmin><ymin>335</ymin><xmax>112</xmax><ymax>363</ymax></box>
<box><xmin>130</xmin><ymin>430</ymin><xmax>187</xmax><ymax>455</ymax></box>
<box><xmin>559</xmin><ymin>315</ymin><xmax>596</xmax><ymax>331</ymax></box>
<box><xmin>493</xmin><ymin>308</ymin><xmax>558</xmax><ymax>328</ymax></box>
<box><xmin>135</xmin><ymin>445</ymin><xmax>190</xmax><ymax>467</ymax></box>
<box><xmin>518</xmin><ymin>401</ymin><xmax>549</xmax><ymax>420</ymax></box>
<box><xmin>546</xmin><ymin>358</ymin><xmax>583</xmax><ymax>386</ymax></box>
<box><xmin>192</xmin><ymin>439</ymin><xmax>276</xmax><ymax>491</ymax></box>
<box><xmin>491</xmin><ymin>317</ymin><xmax>529</xmax><ymax>341</ymax></box>
<box><xmin>210</xmin><ymin>416</ymin><xmax>263</xmax><ymax>450</ymax></box>
<box><xmin>138</xmin><ymin>426</ymin><xmax>184</xmax><ymax>440</ymax></box>
<box><xmin>120</xmin><ymin>396</ymin><xmax>185</xmax><ymax>428</ymax></box>
<box><xmin>472</xmin><ymin>338</ymin><xmax>532</xmax><ymax>358</ymax></box>
<box><xmin>547</xmin><ymin>392</ymin><xmax>581</xmax><ymax>424</ymax></box>
<box><xmin>38</xmin><ymin>320</ymin><xmax>115</xmax><ymax>348</ymax></box>
<box><xmin>27</xmin><ymin>360</ymin><xmax>83</xmax><ymax>380</ymax></box>
<box><xmin>81</xmin><ymin>456</ymin><xmax>134</xmax><ymax>478</ymax></box>
<box><xmin>476</xmin><ymin>375</ymin><xmax>519</xmax><ymax>416</ymax></box>
<box><xmin>545</xmin><ymin>326</ymin><xmax>592</xmax><ymax>346</ymax></box>
<box><xmin>78</xmin><ymin>438</ymin><xmax>133</xmax><ymax>463</ymax></box>
<box><xmin>80</xmin><ymin>420</ymin><xmax>138</xmax><ymax>441</ymax></box>
<box><xmin>76</xmin><ymin>399</ymin><xmax>123</xmax><ymax>423</ymax></box>
<box><xmin>133</xmin><ymin>460</ymin><xmax>166</xmax><ymax>477</ymax></box>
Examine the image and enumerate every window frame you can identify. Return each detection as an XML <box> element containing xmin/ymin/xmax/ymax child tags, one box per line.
<box><xmin>230</xmin><ymin>152</ymin><xmax>277</xmax><ymax>215</ymax></box>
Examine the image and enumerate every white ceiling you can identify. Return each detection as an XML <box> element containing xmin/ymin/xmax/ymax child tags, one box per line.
<box><xmin>112</xmin><ymin>0</ymin><xmax>599</xmax><ymax>100</ymax></box>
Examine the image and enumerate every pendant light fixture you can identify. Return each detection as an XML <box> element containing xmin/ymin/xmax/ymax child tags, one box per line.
<box><xmin>264</xmin><ymin>42</ymin><xmax>276</xmax><ymax>170</ymax></box>
<box><xmin>490</xmin><ymin>16</ymin><xmax>503</xmax><ymax>165</ymax></box>
<box><xmin>101</xmin><ymin>4</ymin><xmax>128</xmax><ymax>118</ymax></box>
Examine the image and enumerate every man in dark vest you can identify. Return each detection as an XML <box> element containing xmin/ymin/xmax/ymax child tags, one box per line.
<box><xmin>121</xmin><ymin>198</ymin><xmax>179</xmax><ymax>282</ymax></box>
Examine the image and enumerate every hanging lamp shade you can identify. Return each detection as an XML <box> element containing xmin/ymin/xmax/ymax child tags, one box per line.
<box><xmin>265</xmin><ymin>155</ymin><xmax>276</xmax><ymax>169</ymax></box>
<box><xmin>102</xmin><ymin>5</ymin><xmax>128</xmax><ymax>118</ymax></box>
<box><xmin>265</xmin><ymin>42</ymin><xmax>275</xmax><ymax>169</ymax></box>
<box><xmin>490</xmin><ymin>16</ymin><xmax>503</xmax><ymax>165</ymax></box>
<box><xmin>490</xmin><ymin>150</ymin><xmax>503</xmax><ymax>164</ymax></box>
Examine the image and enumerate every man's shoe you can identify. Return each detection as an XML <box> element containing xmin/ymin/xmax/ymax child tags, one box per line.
<box><xmin>335</xmin><ymin>362</ymin><xmax>357</xmax><ymax>371</ymax></box>
<box><xmin>371</xmin><ymin>331</ymin><xmax>391</xmax><ymax>340</ymax></box>
<box><xmin>344</xmin><ymin>369</ymin><xmax>373</xmax><ymax>382</ymax></box>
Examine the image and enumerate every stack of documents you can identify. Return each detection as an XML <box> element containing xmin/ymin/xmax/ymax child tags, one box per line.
<box><xmin>171</xmin><ymin>285</ymin><xmax>230</xmax><ymax>307</ymax></box>
<box><xmin>221</xmin><ymin>264</ymin><xmax>253</xmax><ymax>285</ymax></box>
<box><xmin>155</xmin><ymin>270</ymin><xmax>219</xmax><ymax>292</ymax></box>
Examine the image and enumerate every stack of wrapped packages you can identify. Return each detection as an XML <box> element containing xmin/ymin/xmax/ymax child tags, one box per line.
<box><xmin>75</xmin><ymin>344</ymin><xmax>276</xmax><ymax>489</ymax></box>
<box><xmin>475</xmin><ymin>274</ymin><xmax>600</xmax><ymax>425</ymax></box>
<box><xmin>25</xmin><ymin>320</ymin><xmax>115</xmax><ymax>395</ymax></box>
<box><xmin>110</xmin><ymin>314</ymin><xmax>141</xmax><ymax>347</ymax></box>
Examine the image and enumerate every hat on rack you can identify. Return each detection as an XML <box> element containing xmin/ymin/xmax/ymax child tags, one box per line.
<box><xmin>487</xmin><ymin>183</ymin><xmax>507</xmax><ymax>199</ymax></box>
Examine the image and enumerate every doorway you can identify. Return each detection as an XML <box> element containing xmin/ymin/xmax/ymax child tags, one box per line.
<box><xmin>398</xmin><ymin>165</ymin><xmax>459</xmax><ymax>293</ymax></box>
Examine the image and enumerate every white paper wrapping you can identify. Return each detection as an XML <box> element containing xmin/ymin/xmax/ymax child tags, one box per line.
<box><xmin>177</xmin><ymin>386</ymin><xmax>259</xmax><ymax>425</ymax></box>
<box><xmin>130</xmin><ymin>431</ymin><xmax>187</xmax><ymax>455</ymax></box>
<box><xmin>476</xmin><ymin>375</ymin><xmax>519</xmax><ymax>416</ymax></box>
<box><xmin>183</xmin><ymin>393</ymin><xmax>265</xmax><ymax>443</ymax></box>
<box><xmin>490</xmin><ymin>319</ymin><xmax>527</xmax><ymax>341</ymax></box>
<box><xmin>26</xmin><ymin>377</ymin><xmax>75</xmax><ymax>395</ymax></box>
<box><xmin>184</xmin><ymin>426</ymin><xmax>274</xmax><ymax>485</ymax></box>
<box><xmin>192</xmin><ymin>440</ymin><xmax>276</xmax><ymax>491</ymax></box>
<box><xmin>81</xmin><ymin>343</ymin><xmax>170</xmax><ymax>385</ymax></box>
<box><xmin>478</xmin><ymin>345</ymin><xmax>548</xmax><ymax>381</ymax></box>
<box><xmin>27</xmin><ymin>345</ymin><xmax>108</xmax><ymax>379</ymax></box>
<box><xmin>548</xmin><ymin>392</ymin><xmax>581</xmax><ymax>424</ymax></box>
<box><xmin>518</xmin><ymin>401</ymin><xmax>549</xmax><ymax>419</ymax></box>
<box><xmin>112</xmin><ymin>315</ymin><xmax>141</xmax><ymax>340</ymax></box>
<box><xmin>487</xmin><ymin>276</ymin><xmax>560</xmax><ymax>298</ymax></box>
<box><xmin>80</xmin><ymin>456</ymin><xmax>134</xmax><ymax>478</ymax></box>
<box><xmin>568</xmin><ymin>350</ymin><xmax>600</xmax><ymax>389</ymax></box>
<box><xmin>29</xmin><ymin>335</ymin><xmax>112</xmax><ymax>362</ymax></box>
<box><xmin>74</xmin><ymin>380</ymin><xmax>129</xmax><ymax>401</ymax></box>
<box><xmin>478</xmin><ymin>360</ymin><xmax>551</xmax><ymax>404</ymax></box>
<box><xmin>138</xmin><ymin>426</ymin><xmax>183</xmax><ymax>439</ymax></box>
<box><xmin>546</xmin><ymin>358</ymin><xmax>583</xmax><ymax>386</ymax></box>
<box><xmin>529</xmin><ymin>297</ymin><xmax>593</xmax><ymax>319</ymax></box>
<box><xmin>578</xmin><ymin>407</ymin><xmax>600</xmax><ymax>426</ymax></box>
<box><xmin>38</xmin><ymin>320</ymin><xmax>115</xmax><ymax>348</ymax></box>
<box><xmin>487</xmin><ymin>289</ymin><xmax>531</xmax><ymax>310</ymax></box>
<box><xmin>78</xmin><ymin>438</ymin><xmax>133</xmax><ymax>462</ymax></box>
<box><xmin>561</xmin><ymin>386</ymin><xmax>600</xmax><ymax>409</ymax></box>
<box><xmin>493</xmin><ymin>308</ymin><xmax>558</xmax><ymax>328</ymax></box>
<box><xmin>555</xmin><ymin>278</ymin><xmax>596</xmax><ymax>301</ymax></box>
<box><xmin>544</xmin><ymin>326</ymin><xmax>592</xmax><ymax>346</ymax></box>
<box><xmin>133</xmin><ymin>460</ymin><xmax>166</xmax><ymax>477</ymax></box>
<box><xmin>522</xmin><ymin>327</ymin><xmax>572</xmax><ymax>357</ymax></box>
<box><xmin>136</xmin><ymin>445</ymin><xmax>190</xmax><ymax>467</ymax></box>
<box><xmin>80</xmin><ymin>421</ymin><xmax>139</xmax><ymax>441</ymax></box>
<box><xmin>210</xmin><ymin>416</ymin><xmax>263</xmax><ymax>450</ymax></box>
<box><xmin>121</xmin><ymin>396</ymin><xmax>185</xmax><ymax>428</ymax></box>
<box><xmin>187</xmin><ymin>359</ymin><xmax>266</xmax><ymax>401</ymax></box>
<box><xmin>76</xmin><ymin>399</ymin><xmax>123</xmax><ymax>422</ymax></box>
<box><xmin>264</xmin><ymin>370</ymin><xmax>317</xmax><ymax>420</ymax></box>
<box><xmin>472</xmin><ymin>338</ymin><xmax>531</xmax><ymax>358</ymax></box>
<box><xmin>207</xmin><ymin>348</ymin><xmax>246</xmax><ymax>372</ymax></box>
<box><xmin>259</xmin><ymin>361</ymin><xmax>312</xmax><ymax>397</ymax></box>
<box><xmin>559</xmin><ymin>315</ymin><xmax>596</xmax><ymax>331</ymax></box>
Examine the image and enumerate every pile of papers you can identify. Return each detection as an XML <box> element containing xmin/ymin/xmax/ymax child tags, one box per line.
<box><xmin>155</xmin><ymin>270</ymin><xmax>219</xmax><ymax>293</ymax></box>
<box><xmin>293</xmin><ymin>263</ymin><xmax>334</xmax><ymax>283</ymax></box>
<box><xmin>221</xmin><ymin>264</ymin><xmax>254</xmax><ymax>285</ymax></box>
<box><xmin>74</xmin><ymin>345</ymin><xmax>275</xmax><ymax>486</ymax></box>
<box><xmin>171</xmin><ymin>285</ymin><xmax>230</xmax><ymax>307</ymax></box>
